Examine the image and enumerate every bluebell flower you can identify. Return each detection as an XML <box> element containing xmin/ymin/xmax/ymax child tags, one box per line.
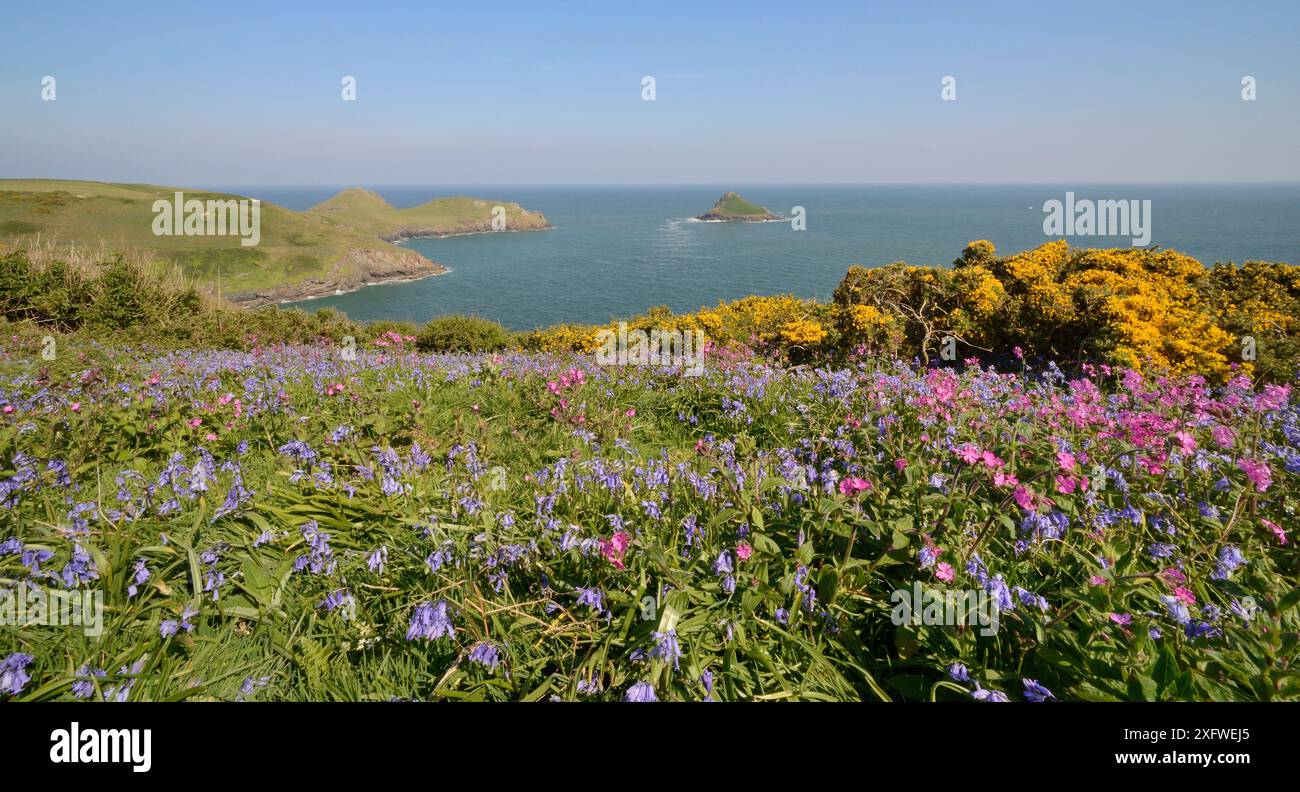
<box><xmin>426</xmin><ymin>545</ymin><xmax>452</xmax><ymax>574</ymax></box>
<box><xmin>651</xmin><ymin>629</ymin><xmax>683</xmax><ymax>670</ymax></box>
<box><xmin>468</xmin><ymin>641</ymin><xmax>500</xmax><ymax>670</ymax></box>
<box><xmin>986</xmin><ymin>575</ymin><xmax>1014</xmax><ymax>611</ymax></box>
<box><xmin>318</xmin><ymin>589</ymin><xmax>353</xmax><ymax>613</ymax></box>
<box><xmin>576</xmin><ymin>586</ymin><xmax>606</xmax><ymax>615</ymax></box>
<box><xmin>1229</xmin><ymin>599</ymin><xmax>1257</xmax><ymax>621</ymax></box>
<box><xmin>367</xmin><ymin>545</ymin><xmax>388</xmax><ymax>573</ymax></box>
<box><xmin>1160</xmin><ymin>595</ymin><xmax>1191</xmax><ymax>625</ymax></box>
<box><xmin>0</xmin><ymin>652</ymin><xmax>34</xmax><ymax>696</ymax></box>
<box><xmin>625</xmin><ymin>681</ymin><xmax>657</xmax><ymax>702</ymax></box>
<box><xmin>127</xmin><ymin>558</ymin><xmax>150</xmax><ymax>597</ymax></box>
<box><xmin>1148</xmin><ymin>542</ymin><xmax>1177</xmax><ymax>559</ymax></box>
<box><xmin>61</xmin><ymin>543</ymin><xmax>99</xmax><ymax>588</ymax></box>
<box><xmin>948</xmin><ymin>663</ymin><xmax>969</xmax><ymax>682</ymax></box>
<box><xmin>1023</xmin><ymin>678</ymin><xmax>1056</xmax><ymax>702</ymax></box>
<box><xmin>1013</xmin><ymin>586</ymin><xmax>1049</xmax><ymax>611</ymax></box>
<box><xmin>1211</xmin><ymin>545</ymin><xmax>1246</xmax><ymax>581</ymax></box>
<box><xmin>406</xmin><ymin>600</ymin><xmax>454</xmax><ymax>641</ymax></box>
<box><xmin>237</xmin><ymin>675</ymin><xmax>270</xmax><ymax>701</ymax></box>
<box><xmin>21</xmin><ymin>548</ymin><xmax>54</xmax><ymax>575</ymax></box>
<box><xmin>72</xmin><ymin>665</ymin><xmax>106</xmax><ymax>699</ymax></box>
<box><xmin>971</xmin><ymin>683</ymin><xmax>1009</xmax><ymax>702</ymax></box>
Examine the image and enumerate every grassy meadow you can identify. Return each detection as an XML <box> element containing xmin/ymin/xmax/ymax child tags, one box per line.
<box><xmin>0</xmin><ymin>241</ymin><xmax>1297</xmax><ymax>702</ymax></box>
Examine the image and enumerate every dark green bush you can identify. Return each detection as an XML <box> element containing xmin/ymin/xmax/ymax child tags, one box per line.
<box><xmin>416</xmin><ymin>315</ymin><xmax>510</xmax><ymax>353</ymax></box>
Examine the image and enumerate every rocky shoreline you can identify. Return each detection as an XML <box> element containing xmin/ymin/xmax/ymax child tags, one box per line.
<box><xmin>228</xmin><ymin>246</ymin><xmax>449</xmax><ymax>308</ymax></box>
<box><xmin>228</xmin><ymin>224</ymin><xmax>553</xmax><ymax>307</ymax></box>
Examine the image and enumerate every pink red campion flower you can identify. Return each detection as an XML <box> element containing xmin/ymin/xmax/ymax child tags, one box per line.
<box><xmin>1013</xmin><ymin>485</ymin><xmax>1037</xmax><ymax>511</ymax></box>
<box><xmin>1237</xmin><ymin>457</ymin><xmax>1272</xmax><ymax>492</ymax></box>
<box><xmin>600</xmin><ymin>531</ymin><xmax>632</xmax><ymax>570</ymax></box>
<box><xmin>838</xmin><ymin>477</ymin><xmax>871</xmax><ymax>496</ymax></box>
<box><xmin>1160</xmin><ymin>567</ymin><xmax>1187</xmax><ymax>586</ymax></box>
<box><xmin>1262</xmin><ymin>519</ymin><xmax>1288</xmax><ymax>545</ymax></box>
<box><xmin>1256</xmin><ymin>383</ymin><xmax>1292</xmax><ymax>412</ymax></box>
<box><xmin>935</xmin><ymin>562</ymin><xmax>955</xmax><ymax>583</ymax></box>
<box><xmin>736</xmin><ymin>542</ymin><xmax>753</xmax><ymax>562</ymax></box>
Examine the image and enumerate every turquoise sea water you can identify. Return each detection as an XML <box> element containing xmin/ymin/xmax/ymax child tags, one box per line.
<box><xmin>231</xmin><ymin>185</ymin><xmax>1300</xmax><ymax>330</ymax></box>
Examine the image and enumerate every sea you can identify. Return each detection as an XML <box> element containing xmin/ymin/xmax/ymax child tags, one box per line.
<box><xmin>218</xmin><ymin>184</ymin><xmax>1300</xmax><ymax>331</ymax></box>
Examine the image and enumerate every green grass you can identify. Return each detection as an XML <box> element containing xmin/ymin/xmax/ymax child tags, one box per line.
<box><xmin>0</xmin><ymin>180</ymin><xmax>546</xmax><ymax>300</ymax></box>
<box><xmin>699</xmin><ymin>191</ymin><xmax>775</xmax><ymax>219</ymax></box>
<box><xmin>306</xmin><ymin>188</ymin><xmax>550</xmax><ymax>240</ymax></box>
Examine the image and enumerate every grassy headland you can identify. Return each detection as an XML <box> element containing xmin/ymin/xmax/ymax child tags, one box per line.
<box><xmin>0</xmin><ymin>180</ymin><xmax>549</xmax><ymax>306</ymax></box>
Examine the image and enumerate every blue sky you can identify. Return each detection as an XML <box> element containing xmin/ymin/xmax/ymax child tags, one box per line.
<box><xmin>3</xmin><ymin>0</ymin><xmax>1298</xmax><ymax>185</ymax></box>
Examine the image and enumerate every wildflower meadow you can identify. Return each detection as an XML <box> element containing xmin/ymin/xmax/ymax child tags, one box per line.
<box><xmin>1</xmin><ymin>333</ymin><xmax>1296</xmax><ymax>702</ymax></box>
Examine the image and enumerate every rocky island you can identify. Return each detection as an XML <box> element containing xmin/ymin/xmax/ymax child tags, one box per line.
<box><xmin>695</xmin><ymin>191</ymin><xmax>780</xmax><ymax>222</ymax></box>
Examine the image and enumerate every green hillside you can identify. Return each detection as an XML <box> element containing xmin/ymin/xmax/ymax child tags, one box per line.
<box><xmin>307</xmin><ymin>188</ymin><xmax>550</xmax><ymax>240</ymax></box>
<box><xmin>0</xmin><ymin>180</ymin><xmax>548</xmax><ymax>305</ymax></box>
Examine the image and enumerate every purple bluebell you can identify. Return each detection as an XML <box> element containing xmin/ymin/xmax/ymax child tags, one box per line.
<box><xmin>127</xmin><ymin>558</ymin><xmax>150</xmax><ymax>597</ymax></box>
<box><xmin>468</xmin><ymin>641</ymin><xmax>500</xmax><ymax>670</ymax></box>
<box><xmin>61</xmin><ymin>543</ymin><xmax>99</xmax><ymax>588</ymax></box>
<box><xmin>0</xmin><ymin>652</ymin><xmax>34</xmax><ymax>696</ymax></box>
<box><xmin>625</xmin><ymin>681</ymin><xmax>657</xmax><ymax>702</ymax></box>
<box><xmin>971</xmin><ymin>683</ymin><xmax>1009</xmax><ymax>702</ymax></box>
<box><xmin>1211</xmin><ymin>545</ymin><xmax>1246</xmax><ymax>581</ymax></box>
<box><xmin>406</xmin><ymin>600</ymin><xmax>454</xmax><ymax>641</ymax></box>
<box><xmin>1022</xmin><ymin>679</ymin><xmax>1056</xmax><ymax>702</ymax></box>
<box><xmin>318</xmin><ymin>589</ymin><xmax>353</xmax><ymax>613</ymax></box>
<box><xmin>651</xmin><ymin>629</ymin><xmax>683</xmax><ymax>670</ymax></box>
<box><xmin>576</xmin><ymin>586</ymin><xmax>606</xmax><ymax>614</ymax></box>
<box><xmin>72</xmin><ymin>665</ymin><xmax>106</xmax><ymax>698</ymax></box>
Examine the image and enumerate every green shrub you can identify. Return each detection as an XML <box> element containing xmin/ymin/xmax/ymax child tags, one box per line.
<box><xmin>416</xmin><ymin>315</ymin><xmax>510</xmax><ymax>353</ymax></box>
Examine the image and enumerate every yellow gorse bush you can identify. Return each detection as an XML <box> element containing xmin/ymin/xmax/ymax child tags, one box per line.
<box><xmin>519</xmin><ymin>241</ymin><xmax>1293</xmax><ymax>381</ymax></box>
<box><xmin>778</xmin><ymin>318</ymin><xmax>828</xmax><ymax>347</ymax></box>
